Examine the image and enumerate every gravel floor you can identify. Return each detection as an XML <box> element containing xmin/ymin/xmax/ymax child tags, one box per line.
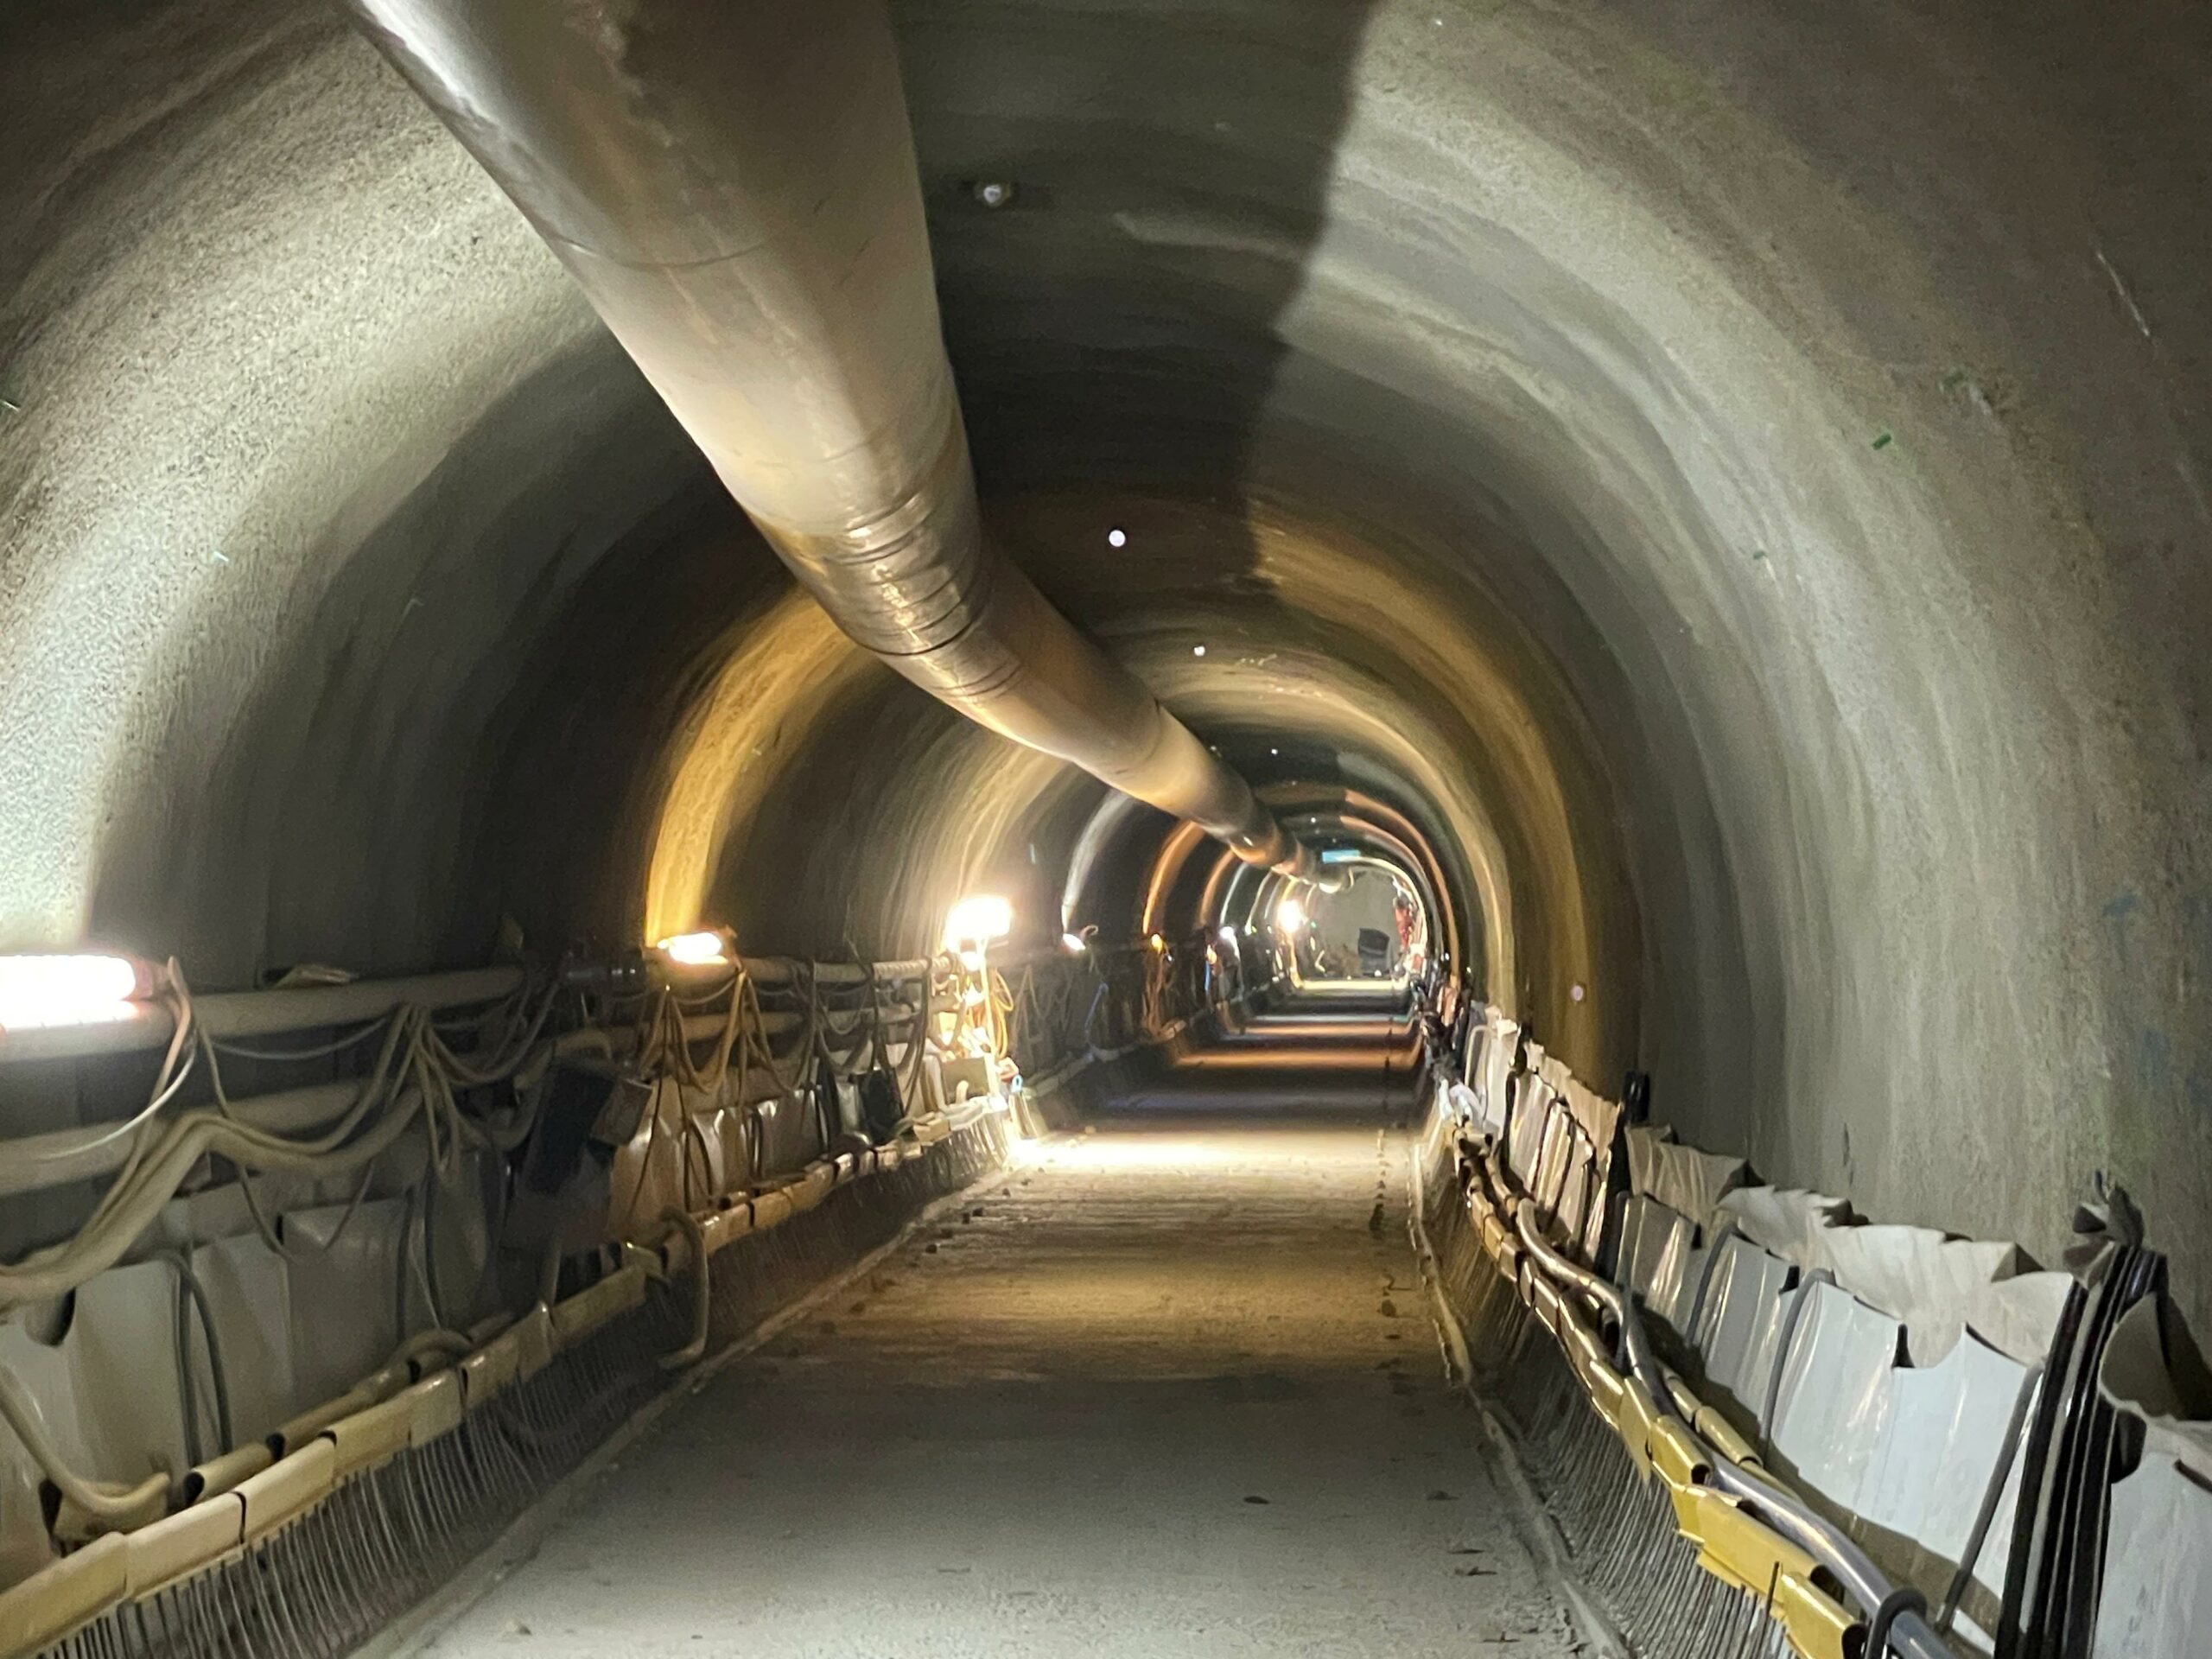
<box><xmin>409</xmin><ymin>1053</ymin><xmax>1582</xmax><ymax>1657</ymax></box>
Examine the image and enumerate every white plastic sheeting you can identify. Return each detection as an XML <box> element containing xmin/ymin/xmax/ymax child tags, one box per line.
<box><xmin>0</xmin><ymin>1262</ymin><xmax>190</xmax><ymax>1585</ymax></box>
<box><xmin>1859</xmin><ymin>1332</ymin><xmax>2037</xmax><ymax>1622</ymax></box>
<box><xmin>2091</xmin><ymin>1297</ymin><xmax>2212</xmax><ymax>1657</ymax></box>
<box><xmin>1625</xmin><ymin>1124</ymin><xmax>1747</xmax><ymax>1231</ymax></box>
<box><xmin>1445</xmin><ymin>1053</ymin><xmax>2208</xmax><ymax>1651</ymax></box>
<box><xmin>186</xmin><ymin>1230</ymin><xmax>296</xmax><ymax>1445</ymax></box>
<box><xmin>1715</xmin><ymin>1185</ymin><xmax>1853</xmax><ymax>1267</ymax></box>
<box><xmin>284</xmin><ymin>1195</ymin><xmax>410</xmax><ymax>1407</ymax></box>
<box><xmin>1504</xmin><ymin>1044</ymin><xmax>1554</xmax><ymax>1191</ymax></box>
<box><xmin>1769</xmin><ymin>1279</ymin><xmax>1904</xmax><ymax>1510</ymax></box>
<box><xmin>2097</xmin><ymin>1452</ymin><xmax>2212</xmax><ymax>1656</ymax></box>
<box><xmin>1691</xmin><ymin>1233</ymin><xmax>1796</xmax><ymax>1415</ymax></box>
<box><xmin>1719</xmin><ymin>1184</ymin><xmax>2066</xmax><ymax>1369</ymax></box>
<box><xmin>1620</xmin><ymin>1193</ymin><xmax>1695</xmax><ymax>1319</ymax></box>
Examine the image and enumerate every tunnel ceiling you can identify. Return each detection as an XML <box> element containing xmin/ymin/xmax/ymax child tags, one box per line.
<box><xmin>3</xmin><ymin>0</ymin><xmax>2208</xmax><ymax>1318</ymax></box>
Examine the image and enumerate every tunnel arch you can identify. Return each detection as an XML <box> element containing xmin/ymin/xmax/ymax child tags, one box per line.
<box><xmin>1</xmin><ymin>0</ymin><xmax>2207</xmax><ymax>1324</ymax></box>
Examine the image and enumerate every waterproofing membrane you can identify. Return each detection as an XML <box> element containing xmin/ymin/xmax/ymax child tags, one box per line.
<box><xmin>283</xmin><ymin>1196</ymin><xmax>409</xmax><ymax>1406</ymax></box>
<box><xmin>1619</xmin><ymin>1192</ymin><xmax>1694</xmax><ymax>1316</ymax></box>
<box><xmin>1691</xmin><ymin>1232</ymin><xmax>1796</xmax><ymax>1413</ymax></box>
<box><xmin>1769</xmin><ymin>1278</ymin><xmax>1903</xmax><ymax>1512</ymax></box>
<box><xmin>185</xmin><ymin>1230</ymin><xmax>296</xmax><ymax>1446</ymax></box>
<box><xmin>0</xmin><ymin>1262</ymin><xmax>192</xmax><ymax>1585</ymax></box>
<box><xmin>1715</xmin><ymin>1185</ymin><xmax>2068</xmax><ymax>1369</ymax></box>
<box><xmin>1625</xmin><ymin>1123</ymin><xmax>1747</xmax><ymax>1231</ymax></box>
<box><xmin>2092</xmin><ymin>1296</ymin><xmax>2212</xmax><ymax>1657</ymax></box>
<box><xmin>1858</xmin><ymin>1328</ymin><xmax>2036</xmax><ymax>1612</ymax></box>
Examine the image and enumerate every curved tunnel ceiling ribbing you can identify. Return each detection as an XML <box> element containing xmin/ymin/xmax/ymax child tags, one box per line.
<box><xmin>0</xmin><ymin>0</ymin><xmax>2206</xmax><ymax>1325</ymax></box>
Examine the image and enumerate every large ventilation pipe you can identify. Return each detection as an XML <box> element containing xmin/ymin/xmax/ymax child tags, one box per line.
<box><xmin>342</xmin><ymin>0</ymin><xmax>1314</xmax><ymax>880</ymax></box>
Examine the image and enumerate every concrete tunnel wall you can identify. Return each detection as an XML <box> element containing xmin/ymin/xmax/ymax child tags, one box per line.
<box><xmin>1</xmin><ymin>0</ymin><xmax>2207</xmax><ymax>1325</ymax></box>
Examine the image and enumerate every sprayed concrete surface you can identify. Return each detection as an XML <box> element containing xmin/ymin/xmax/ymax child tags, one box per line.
<box><xmin>8</xmin><ymin>0</ymin><xmax>2212</xmax><ymax>1322</ymax></box>
<box><xmin>405</xmin><ymin>1071</ymin><xmax>1580</xmax><ymax>1656</ymax></box>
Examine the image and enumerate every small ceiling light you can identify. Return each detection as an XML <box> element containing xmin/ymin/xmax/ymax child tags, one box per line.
<box><xmin>944</xmin><ymin>893</ymin><xmax>1014</xmax><ymax>951</ymax></box>
<box><xmin>974</xmin><ymin>179</ymin><xmax>1014</xmax><ymax>208</ymax></box>
<box><xmin>0</xmin><ymin>953</ymin><xmax>150</xmax><ymax>1033</ymax></box>
<box><xmin>1570</xmin><ymin>982</ymin><xmax>1586</xmax><ymax>1003</ymax></box>
<box><xmin>1269</xmin><ymin>747</ymin><xmax>1279</xmax><ymax>756</ymax></box>
<box><xmin>1276</xmin><ymin>897</ymin><xmax>1306</xmax><ymax>933</ymax></box>
<box><xmin>1107</xmin><ymin>527</ymin><xmax>1128</xmax><ymax>549</ymax></box>
<box><xmin>1192</xmin><ymin>644</ymin><xmax>1206</xmax><ymax>657</ymax></box>
<box><xmin>655</xmin><ymin>931</ymin><xmax>730</xmax><ymax>968</ymax></box>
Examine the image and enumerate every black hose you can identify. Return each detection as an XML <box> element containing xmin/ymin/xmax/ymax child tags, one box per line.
<box><xmin>156</xmin><ymin>1249</ymin><xmax>233</xmax><ymax>1465</ymax></box>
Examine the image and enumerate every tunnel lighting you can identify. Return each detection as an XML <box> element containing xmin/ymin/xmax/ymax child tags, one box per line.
<box><xmin>1106</xmin><ymin>527</ymin><xmax>1127</xmax><ymax>549</ymax></box>
<box><xmin>1192</xmin><ymin>644</ymin><xmax>1206</xmax><ymax>657</ymax></box>
<box><xmin>655</xmin><ymin>930</ymin><xmax>731</xmax><ymax>968</ymax></box>
<box><xmin>1276</xmin><ymin>897</ymin><xmax>1306</xmax><ymax>932</ymax></box>
<box><xmin>944</xmin><ymin>893</ymin><xmax>1014</xmax><ymax>950</ymax></box>
<box><xmin>1319</xmin><ymin>848</ymin><xmax>1358</xmax><ymax>864</ymax></box>
<box><xmin>1218</xmin><ymin>925</ymin><xmax>1239</xmax><ymax>946</ymax></box>
<box><xmin>0</xmin><ymin>953</ymin><xmax>149</xmax><ymax>1032</ymax></box>
<box><xmin>1060</xmin><ymin>932</ymin><xmax>1091</xmax><ymax>956</ymax></box>
<box><xmin>1147</xmin><ymin>933</ymin><xmax>1166</xmax><ymax>952</ymax></box>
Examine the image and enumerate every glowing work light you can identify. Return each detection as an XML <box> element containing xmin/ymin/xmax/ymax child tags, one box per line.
<box><xmin>0</xmin><ymin>954</ymin><xmax>149</xmax><ymax>1032</ymax></box>
<box><xmin>655</xmin><ymin>930</ymin><xmax>731</xmax><ymax>967</ymax></box>
<box><xmin>944</xmin><ymin>894</ymin><xmax>1014</xmax><ymax>951</ymax></box>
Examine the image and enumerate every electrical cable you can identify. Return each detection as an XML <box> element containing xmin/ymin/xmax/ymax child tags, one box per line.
<box><xmin>0</xmin><ymin>1366</ymin><xmax>169</xmax><ymax>1527</ymax></box>
<box><xmin>153</xmin><ymin>1249</ymin><xmax>233</xmax><ymax>1469</ymax></box>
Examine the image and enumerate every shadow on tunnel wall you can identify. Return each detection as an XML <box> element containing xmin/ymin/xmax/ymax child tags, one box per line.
<box><xmin>622</xmin><ymin>0</ymin><xmax>1407</xmax><ymax>969</ymax></box>
<box><xmin>902</xmin><ymin>0</ymin><xmax>1376</xmax><ymax>599</ymax></box>
<box><xmin>84</xmin><ymin>340</ymin><xmax>727</xmax><ymax>983</ymax></box>
<box><xmin>898</xmin><ymin>0</ymin><xmax>1655</xmax><ymax>1084</ymax></box>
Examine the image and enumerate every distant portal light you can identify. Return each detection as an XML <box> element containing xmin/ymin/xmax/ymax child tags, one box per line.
<box><xmin>944</xmin><ymin>893</ymin><xmax>1014</xmax><ymax>950</ymax></box>
<box><xmin>1276</xmin><ymin>898</ymin><xmax>1306</xmax><ymax>933</ymax></box>
<box><xmin>656</xmin><ymin>930</ymin><xmax>731</xmax><ymax>968</ymax></box>
<box><xmin>1319</xmin><ymin>848</ymin><xmax>1359</xmax><ymax>865</ymax></box>
<box><xmin>0</xmin><ymin>953</ymin><xmax>149</xmax><ymax>1032</ymax></box>
<box><xmin>1192</xmin><ymin>644</ymin><xmax>1206</xmax><ymax>657</ymax></box>
<box><xmin>1106</xmin><ymin>527</ymin><xmax>1128</xmax><ymax>549</ymax></box>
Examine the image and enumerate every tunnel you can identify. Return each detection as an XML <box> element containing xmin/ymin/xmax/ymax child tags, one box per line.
<box><xmin>1</xmin><ymin>0</ymin><xmax>2208</xmax><ymax>1655</ymax></box>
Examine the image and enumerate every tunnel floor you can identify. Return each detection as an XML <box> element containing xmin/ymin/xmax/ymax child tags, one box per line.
<box><xmin>398</xmin><ymin>1027</ymin><xmax>1584</xmax><ymax>1657</ymax></box>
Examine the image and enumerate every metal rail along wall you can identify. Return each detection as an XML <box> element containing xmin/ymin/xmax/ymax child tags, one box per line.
<box><xmin>1413</xmin><ymin>998</ymin><xmax>2209</xmax><ymax>1659</ymax></box>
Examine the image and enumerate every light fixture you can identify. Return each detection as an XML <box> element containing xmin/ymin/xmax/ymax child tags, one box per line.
<box><xmin>655</xmin><ymin>930</ymin><xmax>731</xmax><ymax>968</ymax></box>
<box><xmin>1061</xmin><ymin>932</ymin><xmax>1089</xmax><ymax>955</ymax></box>
<box><xmin>944</xmin><ymin>893</ymin><xmax>1014</xmax><ymax>951</ymax></box>
<box><xmin>1218</xmin><ymin>925</ymin><xmax>1239</xmax><ymax>946</ymax></box>
<box><xmin>0</xmin><ymin>953</ymin><xmax>150</xmax><ymax>1032</ymax></box>
<box><xmin>1192</xmin><ymin>644</ymin><xmax>1206</xmax><ymax>657</ymax></box>
<box><xmin>1106</xmin><ymin>527</ymin><xmax>1128</xmax><ymax>549</ymax></box>
<box><xmin>1319</xmin><ymin>848</ymin><xmax>1358</xmax><ymax>865</ymax></box>
<box><xmin>1276</xmin><ymin>897</ymin><xmax>1306</xmax><ymax>933</ymax></box>
<box><xmin>1147</xmin><ymin>933</ymin><xmax>1166</xmax><ymax>952</ymax></box>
